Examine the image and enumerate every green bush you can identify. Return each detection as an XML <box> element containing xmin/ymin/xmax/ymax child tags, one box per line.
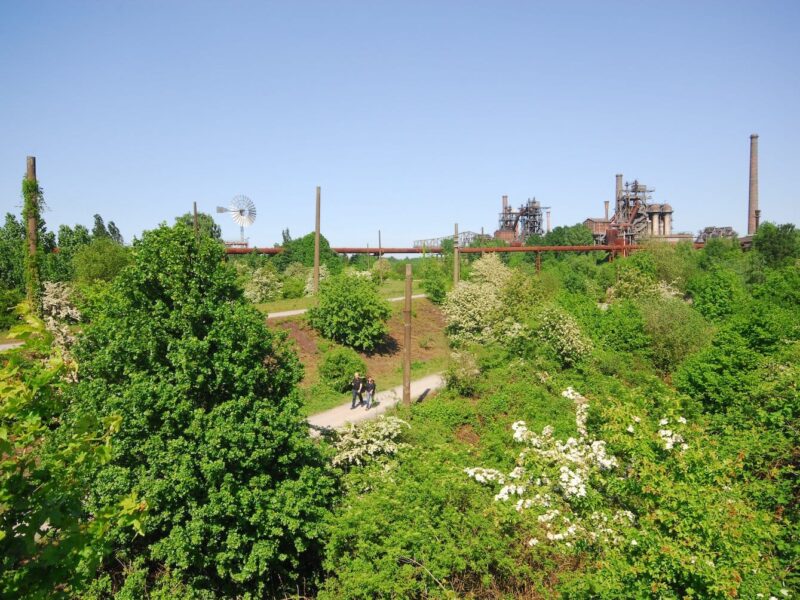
<box><xmin>687</xmin><ymin>266</ymin><xmax>744</xmax><ymax>321</ymax></box>
<box><xmin>242</xmin><ymin>263</ymin><xmax>283</xmax><ymax>303</ymax></box>
<box><xmin>319</xmin><ymin>346</ymin><xmax>366</xmax><ymax>392</ymax></box>
<box><xmin>73</xmin><ymin>237</ymin><xmax>131</xmax><ymax>282</ymax></box>
<box><xmin>308</xmin><ymin>273</ymin><xmax>392</xmax><ymax>352</ymax></box>
<box><xmin>70</xmin><ymin>223</ymin><xmax>335</xmax><ymax>597</ymax></box>
<box><xmin>639</xmin><ymin>297</ymin><xmax>711</xmax><ymax>373</ymax></box>
<box><xmin>0</xmin><ymin>287</ymin><xmax>22</xmax><ymax>330</ymax></box>
<box><xmin>597</xmin><ymin>299</ymin><xmax>652</xmax><ymax>357</ymax></box>
<box><xmin>421</xmin><ymin>268</ymin><xmax>447</xmax><ymax>304</ymax></box>
<box><xmin>282</xmin><ymin>276</ymin><xmax>306</xmax><ymax>299</ymax></box>
<box><xmin>444</xmin><ymin>350</ymin><xmax>481</xmax><ymax>396</ymax></box>
<box><xmin>534</xmin><ymin>304</ymin><xmax>593</xmax><ymax>367</ymax></box>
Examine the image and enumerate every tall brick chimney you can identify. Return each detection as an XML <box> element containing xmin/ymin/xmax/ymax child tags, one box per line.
<box><xmin>748</xmin><ymin>134</ymin><xmax>759</xmax><ymax>235</ymax></box>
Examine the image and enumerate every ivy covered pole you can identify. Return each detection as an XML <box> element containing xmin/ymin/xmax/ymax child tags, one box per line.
<box><xmin>314</xmin><ymin>186</ymin><xmax>321</xmax><ymax>293</ymax></box>
<box><xmin>403</xmin><ymin>263</ymin><xmax>412</xmax><ymax>405</ymax></box>
<box><xmin>23</xmin><ymin>156</ymin><xmax>41</xmax><ymax>313</ymax></box>
<box><xmin>453</xmin><ymin>223</ymin><xmax>460</xmax><ymax>285</ymax></box>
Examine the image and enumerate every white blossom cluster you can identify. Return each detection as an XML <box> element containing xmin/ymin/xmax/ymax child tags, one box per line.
<box><xmin>243</xmin><ymin>266</ymin><xmax>283</xmax><ymax>303</ymax></box>
<box><xmin>442</xmin><ymin>280</ymin><xmax>504</xmax><ymax>345</ymax></box>
<box><xmin>467</xmin><ymin>388</ymin><xmax>636</xmax><ymax>549</ymax></box>
<box><xmin>41</xmin><ymin>282</ymin><xmax>81</xmax><ymax>354</ymax></box>
<box><xmin>535</xmin><ymin>308</ymin><xmax>593</xmax><ymax>366</ymax></box>
<box><xmin>332</xmin><ymin>416</ymin><xmax>410</xmax><ymax>467</ymax></box>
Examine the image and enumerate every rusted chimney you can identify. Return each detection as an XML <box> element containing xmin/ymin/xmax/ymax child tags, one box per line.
<box><xmin>546</xmin><ymin>210</ymin><xmax>551</xmax><ymax>233</ymax></box>
<box><xmin>755</xmin><ymin>209</ymin><xmax>761</xmax><ymax>230</ymax></box>
<box><xmin>604</xmin><ymin>200</ymin><xmax>609</xmax><ymax>220</ymax></box>
<box><xmin>502</xmin><ymin>195</ymin><xmax>508</xmax><ymax>212</ymax></box>
<box><xmin>748</xmin><ymin>134</ymin><xmax>759</xmax><ymax>235</ymax></box>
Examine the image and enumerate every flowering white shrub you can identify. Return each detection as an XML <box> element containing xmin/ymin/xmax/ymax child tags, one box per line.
<box><xmin>332</xmin><ymin>416</ymin><xmax>410</xmax><ymax>467</ymax></box>
<box><xmin>284</xmin><ymin>262</ymin><xmax>308</xmax><ymax>279</ymax></box>
<box><xmin>466</xmin><ymin>387</ymin><xmax>632</xmax><ymax>548</ymax></box>
<box><xmin>444</xmin><ymin>350</ymin><xmax>481</xmax><ymax>396</ymax></box>
<box><xmin>243</xmin><ymin>265</ymin><xmax>283</xmax><ymax>303</ymax></box>
<box><xmin>41</xmin><ymin>281</ymin><xmax>81</xmax><ymax>353</ymax></box>
<box><xmin>535</xmin><ymin>306</ymin><xmax>593</xmax><ymax>366</ymax></box>
<box><xmin>371</xmin><ymin>258</ymin><xmax>392</xmax><ymax>282</ymax></box>
<box><xmin>304</xmin><ymin>264</ymin><xmax>330</xmax><ymax>295</ymax></box>
<box><xmin>442</xmin><ymin>281</ymin><xmax>503</xmax><ymax>345</ymax></box>
<box><xmin>465</xmin><ymin>388</ymin><xmax>701</xmax><ymax>552</ymax></box>
<box><xmin>469</xmin><ymin>253</ymin><xmax>512</xmax><ymax>289</ymax></box>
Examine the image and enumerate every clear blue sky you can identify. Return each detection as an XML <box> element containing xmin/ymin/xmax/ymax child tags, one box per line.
<box><xmin>1</xmin><ymin>1</ymin><xmax>798</xmax><ymax>247</ymax></box>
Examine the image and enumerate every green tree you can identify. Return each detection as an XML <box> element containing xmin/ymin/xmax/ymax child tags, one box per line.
<box><xmin>753</xmin><ymin>222</ymin><xmax>800</xmax><ymax>268</ymax></box>
<box><xmin>73</xmin><ymin>237</ymin><xmax>131</xmax><ymax>282</ymax></box>
<box><xmin>175</xmin><ymin>211</ymin><xmax>222</xmax><ymax>240</ymax></box>
<box><xmin>0</xmin><ymin>213</ymin><xmax>25</xmax><ymax>291</ymax></box>
<box><xmin>70</xmin><ymin>223</ymin><xmax>335</xmax><ymax>596</ymax></box>
<box><xmin>107</xmin><ymin>221</ymin><xmax>124</xmax><ymax>244</ymax></box>
<box><xmin>91</xmin><ymin>214</ymin><xmax>109</xmax><ymax>239</ymax></box>
<box><xmin>308</xmin><ymin>273</ymin><xmax>391</xmax><ymax>351</ymax></box>
<box><xmin>274</xmin><ymin>231</ymin><xmax>342</xmax><ymax>273</ymax></box>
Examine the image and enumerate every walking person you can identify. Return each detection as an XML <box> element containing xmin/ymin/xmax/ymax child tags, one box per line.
<box><xmin>364</xmin><ymin>376</ymin><xmax>377</xmax><ymax>410</ymax></box>
<box><xmin>350</xmin><ymin>372</ymin><xmax>364</xmax><ymax>409</ymax></box>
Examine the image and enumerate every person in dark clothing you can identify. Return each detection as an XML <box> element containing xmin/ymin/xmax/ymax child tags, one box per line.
<box><xmin>351</xmin><ymin>372</ymin><xmax>364</xmax><ymax>409</ymax></box>
<box><xmin>364</xmin><ymin>376</ymin><xmax>377</xmax><ymax>410</ymax></box>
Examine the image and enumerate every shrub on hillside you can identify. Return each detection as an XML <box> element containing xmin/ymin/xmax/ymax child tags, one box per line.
<box><xmin>243</xmin><ymin>263</ymin><xmax>283</xmax><ymax>303</ymax></box>
<box><xmin>469</xmin><ymin>253</ymin><xmax>512</xmax><ymax>288</ymax></box>
<box><xmin>442</xmin><ymin>280</ymin><xmax>503</xmax><ymax>346</ymax></box>
<box><xmin>332</xmin><ymin>416</ymin><xmax>409</xmax><ymax>468</ymax></box>
<box><xmin>753</xmin><ymin>222</ymin><xmax>800</xmax><ymax>268</ymax></box>
<box><xmin>639</xmin><ymin>297</ymin><xmax>711</xmax><ymax>373</ymax></box>
<box><xmin>371</xmin><ymin>258</ymin><xmax>392</xmax><ymax>283</ymax></box>
<box><xmin>444</xmin><ymin>350</ymin><xmax>481</xmax><ymax>396</ymax></box>
<box><xmin>686</xmin><ymin>266</ymin><xmax>744</xmax><ymax>321</ymax></box>
<box><xmin>597</xmin><ymin>299</ymin><xmax>652</xmax><ymax>357</ymax></box>
<box><xmin>319</xmin><ymin>346</ymin><xmax>366</xmax><ymax>392</ymax></box>
<box><xmin>282</xmin><ymin>276</ymin><xmax>306</xmax><ymax>299</ymax></box>
<box><xmin>304</xmin><ymin>263</ymin><xmax>330</xmax><ymax>295</ymax></box>
<box><xmin>534</xmin><ymin>305</ymin><xmax>593</xmax><ymax>367</ymax></box>
<box><xmin>69</xmin><ymin>224</ymin><xmax>335</xmax><ymax>597</ymax></box>
<box><xmin>421</xmin><ymin>268</ymin><xmax>447</xmax><ymax>304</ymax></box>
<box><xmin>308</xmin><ymin>273</ymin><xmax>392</xmax><ymax>352</ymax></box>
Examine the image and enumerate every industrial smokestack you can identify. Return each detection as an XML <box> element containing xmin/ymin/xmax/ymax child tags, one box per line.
<box><xmin>546</xmin><ymin>210</ymin><xmax>551</xmax><ymax>233</ymax></box>
<box><xmin>748</xmin><ymin>134</ymin><xmax>759</xmax><ymax>235</ymax></box>
<box><xmin>604</xmin><ymin>200</ymin><xmax>609</xmax><ymax>220</ymax></box>
<box><xmin>615</xmin><ymin>174</ymin><xmax>623</xmax><ymax>212</ymax></box>
<box><xmin>502</xmin><ymin>195</ymin><xmax>508</xmax><ymax>212</ymax></box>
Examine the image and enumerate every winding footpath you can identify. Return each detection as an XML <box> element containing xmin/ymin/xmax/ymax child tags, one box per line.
<box><xmin>308</xmin><ymin>372</ymin><xmax>444</xmax><ymax>436</ymax></box>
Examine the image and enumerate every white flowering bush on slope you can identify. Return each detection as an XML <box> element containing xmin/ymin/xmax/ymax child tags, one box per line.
<box><xmin>243</xmin><ymin>264</ymin><xmax>283</xmax><ymax>303</ymax></box>
<box><xmin>466</xmin><ymin>387</ymin><xmax>785</xmax><ymax>598</ymax></box>
<box><xmin>332</xmin><ymin>416</ymin><xmax>409</xmax><ymax>468</ymax></box>
<box><xmin>443</xmin><ymin>254</ymin><xmax>512</xmax><ymax>346</ymax></box>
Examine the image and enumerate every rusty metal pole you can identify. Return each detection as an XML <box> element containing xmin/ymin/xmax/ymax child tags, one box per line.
<box><xmin>453</xmin><ymin>223</ymin><xmax>460</xmax><ymax>285</ymax></box>
<box><xmin>378</xmin><ymin>229</ymin><xmax>382</xmax><ymax>260</ymax></box>
<box><xmin>403</xmin><ymin>263</ymin><xmax>412</xmax><ymax>405</ymax></box>
<box><xmin>26</xmin><ymin>156</ymin><xmax>37</xmax><ymax>258</ymax></box>
<box><xmin>193</xmin><ymin>201</ymin><xmax>199</xmax><ymax>239</ymax></box>
<box><xmin>313</xmin><ymin>186</ymin><xmax>321</xmax><ymax>293</ymax></box>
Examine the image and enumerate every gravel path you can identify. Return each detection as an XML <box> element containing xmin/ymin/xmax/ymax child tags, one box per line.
<box><xmin>308</xmin><ymin>372</ymin><xmax>444</xmax><ymax>436</ymax></box>
<box><xmin>267</xmin><ymin>293</ymin><xmax>427</xmax><ymax>320</ymax></box>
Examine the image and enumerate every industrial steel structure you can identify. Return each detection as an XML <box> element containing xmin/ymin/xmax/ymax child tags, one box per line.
<box><xmin>585</xmin><ymin>175</ymin><xmax>677</xmax><ymax>245</ymax></box>
<box><xmin>413</xmin><ymin>230</ymin><xmax>490</xmax><ymax>249</ymax></box>
<box><xmin>695</xmin><ymin>226</ymin><xmax>737</xmax><ymax>243</ymax></box>
<box><xmin>495</xmin><ymin>195</ymin><xmax>550</xmax><ymax>242</ymax></box>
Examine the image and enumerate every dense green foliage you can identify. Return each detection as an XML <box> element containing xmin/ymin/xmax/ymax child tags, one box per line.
<box><xmin>321</xmin><ymin>230</ymin><xmax>798</xmax><ymax>598</ymax></box>
<box><xmin>69</xmin><ymin>224</ymin><xmax>336</xmax><ymax>597</ymax></box>
<box><xmin>73</xmin><ymin>237</ymin><xmax>131</xmax><ymax>282</ymax></box>
<box><xmin>1</xmin><ymin>308</ymin><xmax>145</xmax><ymax>598</ymax></box>
<box><xmin>174</xmin><ymin>211</ymin><xmax>222</xmax><ymax>239</ymax></box>
<box><xmin>272</xmin><ymin>231</ymin><xmax>343</xmax><ymax>273</ymax></box>
<box><xmin>22</xmin><ymin>178</ymin><xmax>43</xmax><ymax>311</ymax></box>
<box><xmin>319</xmin><ymin>346</ymin><xmax>367</xmax><ymax>392</ymax></box>
<box><xmin>308</xmin><ymin>273</ymin><xmax>392</xmax><ymax>352</ymax></box>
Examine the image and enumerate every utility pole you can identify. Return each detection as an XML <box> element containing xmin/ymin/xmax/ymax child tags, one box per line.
<box><xmin>193</xmin><ymin>201</ymin><xmax>199</xmax><ymax>239</ymax></box>
<box><xmin>314</xmin><ymin>186</ymin><xmax>321</xmax><ymax>293</ymax></box>
<box><xmin>378</xmin><ymin>230</ymin><xmax>382</xmax><ymax>261</ymax></box>
<box><xmin>453</xmin><ymin>223</ymin><xmax>460</xmax><ymax>285</ymax></box>
<box><xmin>403</xmin><ymin>263</ymin><xmax>412</xmax><ymax>405</ymax></box>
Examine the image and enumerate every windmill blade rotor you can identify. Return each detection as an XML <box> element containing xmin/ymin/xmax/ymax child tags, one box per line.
<box><xmin>230</xmin><ymin>195</ymin><xmax>256</xmax><ymax>227</ymax></box>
